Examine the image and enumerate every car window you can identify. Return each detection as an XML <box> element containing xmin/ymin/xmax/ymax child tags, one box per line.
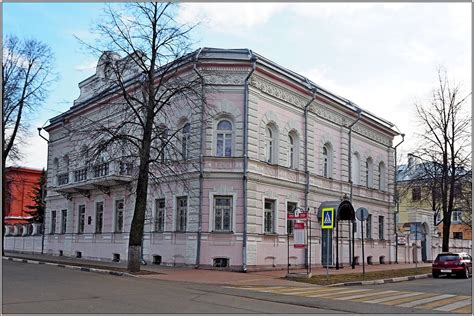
<box><xmin>436</xmin><ymin>254</ymin><xmax>459</xmax><ymax>261</ymax></box>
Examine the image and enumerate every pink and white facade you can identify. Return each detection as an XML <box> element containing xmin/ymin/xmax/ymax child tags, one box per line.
<box><xmin>39</xmin><ymin>48</ymin><xmax>400</xmax><ymax>271</ymax></box>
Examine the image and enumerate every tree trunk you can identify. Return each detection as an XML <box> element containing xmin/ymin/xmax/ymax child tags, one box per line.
<box><xmin>442</xmin><ymin>216</ymin><xmax>451</xmax><ymax>252</ymax></box>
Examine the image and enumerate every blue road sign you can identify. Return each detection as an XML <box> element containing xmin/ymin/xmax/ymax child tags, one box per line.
<box><xmin>321</xmin><ymin>208</ymin><xmax>334</xmax><ymax>229</ymax></box>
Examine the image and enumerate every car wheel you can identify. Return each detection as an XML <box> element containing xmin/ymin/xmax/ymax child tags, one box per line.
<box><xmin>432</xmin><ymin>272</ymin><xmax>439</xmax><ymax>278</ymax></box>
<box><xmin>463</xmin><ymin>267</ymin><xmax>470</xmax><ymax>279</ymax></box>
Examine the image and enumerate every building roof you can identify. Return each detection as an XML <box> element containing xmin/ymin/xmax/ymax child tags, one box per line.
<box><xmin>45</xmin><ymin>47</ymin><xmax>399</xmax><ymax>136</ymax></box>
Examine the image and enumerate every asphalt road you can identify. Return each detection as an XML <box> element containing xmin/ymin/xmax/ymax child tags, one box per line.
<box><xmin>2</xmin><ymin>260</ymin><xmax>337</xmax><ymax>314</ymax></box>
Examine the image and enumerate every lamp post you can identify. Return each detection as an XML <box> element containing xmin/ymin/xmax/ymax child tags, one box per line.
<box><xmin>37</xmin><ymin>127</ymin><xmax>49</xmax><ymax>254</ymax></box>
<box><xmin>393</xmin><ymin>134</ymin><xmax>405</xmax><ymax>264</ymax></box>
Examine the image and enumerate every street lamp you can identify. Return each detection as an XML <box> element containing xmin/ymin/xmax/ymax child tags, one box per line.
<box><xmin>37</xmin><ymin>127</ymin><xmax>49</xmax><ymax>254</ymax></box>
<box><xmin>393</xmin><ymin>134</ymin><xmax>405</xmax><ymax>264</ymax></box>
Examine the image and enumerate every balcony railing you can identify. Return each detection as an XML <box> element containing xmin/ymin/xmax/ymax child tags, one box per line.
<box><xmin>57</xmin><ymin>173</ymin><xmax>69</xmax><ymax>185</ymax></box>
<box><xmin>51</xmin><ymin>160</ymin><xmax>134</xmax><ymax>192</ymax></box>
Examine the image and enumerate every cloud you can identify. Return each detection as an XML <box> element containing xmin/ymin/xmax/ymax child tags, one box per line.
<box><xmin>398</xmin><ymin>41</ymin><xmax>439</xmax><ymax>64</ymax></box>
<box><xmin>74</xmin><ymin>60</ymin><xmax>97</xmax><ymax>71</ymax></box>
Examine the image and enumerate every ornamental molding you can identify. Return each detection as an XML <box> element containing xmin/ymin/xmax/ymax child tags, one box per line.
<box><xmin>249</xmin><ymin>75</ymin><xmax>308</xmax><ymax>107</ymax></box>
<box><xmin>314</xmin><ymin>105</ymin><xmax>392</xmax><ymax>146</ymax></box>
<box><xmin>201</xmin><ymin>70</ymin><xmax>248</xmax><ymax>85</ymax></box>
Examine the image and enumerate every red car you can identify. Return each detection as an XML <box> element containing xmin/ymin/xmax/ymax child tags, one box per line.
<box><xmin>432</xmin><ymin>252</ymin><xmax>472</xmax><ymax>279</ymax></box>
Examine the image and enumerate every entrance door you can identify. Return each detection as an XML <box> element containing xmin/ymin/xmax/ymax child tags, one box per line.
<box><xmin>321</xmin><ymin>229</ymin><xmax>333</xmax><ymax>266</ymax></box>
<box><xmin>421</xmin><ymin>235</ymin><xmax>427</xmax><ymax>262</ymax></box>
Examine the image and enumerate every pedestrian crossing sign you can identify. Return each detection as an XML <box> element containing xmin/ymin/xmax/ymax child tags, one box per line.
<box><xmin>321</xmin><ymin>208</ymin><xmax>334</xmax><ymax>229</ymax></box>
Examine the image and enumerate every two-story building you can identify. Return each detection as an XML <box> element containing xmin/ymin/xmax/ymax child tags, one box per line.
<box><xmin>42</xmin><ymin>48</ymin><xmax>399</xmax><ymax>271</ymax></box>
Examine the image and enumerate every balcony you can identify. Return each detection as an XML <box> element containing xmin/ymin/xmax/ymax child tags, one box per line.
<box><xmin>51</xmin><ymin>161</ymin><xmax>134</xmax><ymax>196</ymax></box>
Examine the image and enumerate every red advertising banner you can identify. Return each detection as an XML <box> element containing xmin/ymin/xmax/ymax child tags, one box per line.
<box><xmin>287</xmin><ymin>211</ymin><xmax>308</xmax><ymax>220</ymax></box>
<box><xmin>294</xmin><ymin>222</ymin><xmax>305</xmax><ymax>248</ymax></box>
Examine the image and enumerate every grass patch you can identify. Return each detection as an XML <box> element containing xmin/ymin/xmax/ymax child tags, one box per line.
<box><xmin>292</xmin><ymin>267</ymin><xmax>432</xmax><ymax>286</ymax></box>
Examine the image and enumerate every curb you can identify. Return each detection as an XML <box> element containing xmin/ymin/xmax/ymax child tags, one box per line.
<box><xmin>3</xmin><ymin>256</ymin><xmax>136</xmax><ymax>278</ymax></box>
<box><xmin>327</xmin><ymin>273</ymin><xmax>432</xmax><ymax>287</ymax></box>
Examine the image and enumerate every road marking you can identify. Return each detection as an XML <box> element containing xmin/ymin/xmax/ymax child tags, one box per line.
<box><xmin>451</xmin><ymin>304</ymin><xmax>473</xmax><ymax>314</ymax></box>
<box><xmin>415</xmin><ymin>295</ymin><xmax>470</xmax><ymax>310</ymax></box>
<box><xmin>381</xmin><ymin>293</ymin><xmax>435</xmax><ymax>305</ymax></box>
<box><xmin>307</xmin><ymin>289</ymin><xmax>372</xmax><ymax>298</ymax></box>
<box><xmin>433</xmin><ymin>299</ymin><xmax>472</xmax><ymax>312</ymax></box>
<box><xmin>276</xmin><ymin>288</ymin><xmax>339</xmax><ymax>295</ymax></box>
<box><xmin>398</xmin><ymin>294</ymin><xmax>455</xmax><ymax>308</ymax></box>
<box><xmin>298</xmin><ymin>287</ymin><xmax>351</xmax><ymax>297</ymax></box>
<box><xmin>363</xmin><ymin>292</ymin><xmax>422</xmax><ymax>304</ymax></box>
<box><xmin>335</xmin><ymin>290</ymin><xmax>398</xmax><ymax>301</ymax></box>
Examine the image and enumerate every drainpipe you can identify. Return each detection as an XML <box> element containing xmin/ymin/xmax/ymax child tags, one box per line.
<box><xmin>348</xmin><ymin>106</ymin><xmax>362</xmax><ymax>269</ymax></box>
<box><xmin>37</xmin><ymin>127</ymin><xmax>49</xmax><ymax>254</ymax></box>
<box><xmin>393</xmin><ymin>133</ymin><xmax>405</xmax><ymax>264</ymax></box>
<box><xmin>304</xmin><ymin>86</ymin><xmax>316</xmax><ymax>268</ymax></box>
<box><xmin>193</xmin><ymin>48</ymin><xmax>204</xmax><ymax>268</ymax></box>
<box><xmin>242</xmin><ymin>51</ymin><xmax>257</xmax><ymax>272</ymax></box>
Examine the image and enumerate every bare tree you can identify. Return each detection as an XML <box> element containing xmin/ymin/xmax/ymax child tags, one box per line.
<box><xmin>74</xmin><ymin>3</ymin><xmax>204</xmax><ymax>272</ymax></box>
<box><xmin>411</xmin><ymin>68</ymin><xmax>471</xmax><ymax>252</ymax></box>
<box><xmin>2</xmin><ymin>35</ymin><xmax>55</xmax><ymax>255</ymax></box>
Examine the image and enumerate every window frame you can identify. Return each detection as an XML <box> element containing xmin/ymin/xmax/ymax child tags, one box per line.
<box><xmin>95</xmin><ymin>201</ymin><xmax>104</xmax><ymax>234</ymax></box>
<box><xmin>115</xmin><ymin>199</ymin><xmax>124</xmax><ymax>233</ymax></box>
<box><xmin>213</xmin><ymin>195</ymin><xmax>233</xmax><ymax>232</ymax></box>
<box><xmin>378</xmin><ymin>215</ymin><xmax>384</xmax><ymax>240</ymax></box>
<box><xmin>78</xmin><ymin>205</ymin><xmax>85</xmax><ymax>234</ymax></box>
<box><xmin>264</xmin><ymin>199</ymin><xmax>276</xmax><ymax>234</ymax></box>
<box><xmin>50</xmin><ymin>210</ymin><xmax>56</xmax><ymax>234</ymax></box>
<box><xmin>265</xmin><ymin>126</ymin><xmax>274</xmax><ymax>163</ymax></box>
<box><xmin>286</xmin><ymin>201</ymin><xmax>298</xmax><ymax>235</ymax></box>
<box><xmin>155</xmin><ymin>198</ymin><xmax>166</xmax><ymax>232</ymax></box>
<box><xmin>366</xmin><ymin>214</ymin><xmax>372</xmax><ymax>239</ymax></box>
<box><xmin>175</xmin><ymin>196</ymin><xmax>188</xmax><ymax>232</ymax></box>
<box><xmin>61</xmin><ymin>209</ymin><xmax>67</xmax><ymax>234</ymax></box>
<box><xmin>181</xmin><ymin>123</ymin><xmax>191</xmax><ymax>160</ymax></box>
<box><xmin>288</xmin><ymin>134</ymin><xmax>294</xmax><ymax>168</ymax></box>
<box><xmin>216</xmin><ymin>119</ymin><xmax>233</xmax><ymax>158</ymax></box>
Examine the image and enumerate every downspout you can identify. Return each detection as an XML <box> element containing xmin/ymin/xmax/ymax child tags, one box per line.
<box><xmin>348</xmin><ymin>106</ymin><xmax>362</xmax><ymax>269</ymax></box>
<box><xmin>304</xmin><ymin>86</ymin><xmax>316</xmax><ymax>268</ymax></box>
<box><xmin>242</xmin><ymin>51</ymin><xmax>257</xmax><ymax>272</ymax></box>
<box><xmin>193</xmin><ymin>48</ymin><xmax>204</xmax><ymax>268</ymax></box>
<box><xmin>393</xmin><ymin>133</ymin><xmax>405</xmax><ymax>264</ymax></box>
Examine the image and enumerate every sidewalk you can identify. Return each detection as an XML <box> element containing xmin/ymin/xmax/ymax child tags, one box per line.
<box><xmin>4</xmin><ymin>251</ymin><xmax>431</xmax><ymax>287</ymax></box>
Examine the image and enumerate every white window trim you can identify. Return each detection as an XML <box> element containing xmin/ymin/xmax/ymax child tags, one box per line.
<box><xmin>285</xmin><ymin>200</ymin><xmax>299</xmax><ymax>235</ymax></box>
<box><xmin>352</xmin><ymin>152</ymin><xmax>361</xmax><ymax>185</ymax></box>
<box><xmin>154</xmin><ymin>197</ymin><xmax>166</xmax><ymax>232</ymax></box>
<box><xmin>214</xmin><ymin>119</ymin><xmax>235</xmax><ymax>157</ymax></box>
<box><xmin>94</xmin><ymin>198</ymin><xmax>105</xmax><ymax>234</ymax></box>
<box><xmin>77</xmin><ymin>204</ymin><xmax>86</xmax><ymax>234</ymax></box>
<box><xmin>262</xmin><ymin>196</ymin><xmax>279</xmax><ymax>234</ymax></box>
<box><xmin>50</xmin><ymin>210</ymin><xmax>57</xmax><ymax>234</ymax></box>
<box><xmin>61</xmin><ymin>209</ymin><xmax>68</xmax><ymax>234</ymax></box>
<box><xmin>113</xmin><ymin>197</ymin><xmax>125</xmax><ymax>233</ymax></box>
<box><xmin>208</xmin><ymin>192</ymin><xmax>237</xmax><ymax>233</ymax></box>
<box><xmin>173</xmin><ymin>194</ymin><xmax>189</xmax><ymax>232</ymax></box>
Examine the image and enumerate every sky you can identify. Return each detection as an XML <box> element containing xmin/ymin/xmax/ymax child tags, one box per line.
<box><xmin>3</xmin><ymin>2</ymin><xmax>471</xmax><ymax>169</ymax></box>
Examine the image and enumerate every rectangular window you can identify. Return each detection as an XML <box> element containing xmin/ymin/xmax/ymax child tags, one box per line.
<box><xmin>51</xmin><ymin>211</ymin><xmax>56</xmax><ymax>234</ymax></box>
<box><xmin>176</xmin><ymin>197</ymin><xmax>187</xmax><ymax>232</ymax></box>
<box><xmin>264</xmin><ymin>199</ymin><xmax>275</xmax><ymax>233</ymax></box>
<box><xmin>453</xmin><ymin>232</ymin><xmax>463</xmax><ymax>239</ymax></box>
<box><xmin>61</xmin><ymin>209</ymin><xmax>67</xmax><ymax>234</ymax></box>
<box><xmin>366</xmin><ymin>214</ymin><xmax>372</xmax><ymax>239</ymax></box>
<box><xmin>452</xmin><ymin>210</ymin><xmax>462</xmax><ymax>223</ymax></box>
<box><xmin>155</xmin><ymin>199</ymin><xmax>165</xmax><ymax>232</ymax></box>
<box><xmin>95</xmin><ymin>202</ymin><xmax>104</xmax><ymax>233</ymax></box>
<box><xmin>214</xmin><ymin>196</ymin><xmax>232</xmax><ymax>232</ymax></box>
<box><xmin>78</xmin><ymin>205</ymin><xmax>85</xmax><ymax>234</ymax></box>
<box><xmin>119</xmin><ymin>162</ymin><xmax>133</xmax><ymax>176</ymax></box>
<box><xmin>287</xmin><ymin>202</ymin><xmax>297</xmax><ymax>235</ymax></box>
<box><xmin>378</xmin><ymin>216</ymin><xmax>384</xmax><ymax>240</ymax></box>
<box><xmin>115</xmin><ymin>200</ymin><xmax>124</xmax><ymax>233</ymax></box>
<box><xmin>412</xmin><ymin>187</ymin><xmax>421</xmax><ymax>201</ymax></box>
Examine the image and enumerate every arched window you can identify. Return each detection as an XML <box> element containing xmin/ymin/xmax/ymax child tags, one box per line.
<box><xmin>288</xmin><ymin>135</ymin><xmax>294</xmax><ymax>168</ymax></box>
<box><xmin>216</xmin><ymin>120</ymin><xmax>233</xmax><ymax>157</ymax></box>
<box><xmin>53</xmin><ymin>157</ymin><xmax>59</xmax><ymax>170</ymax></box>
<box><xmin>322</xmin><ymin>143</ymin><xmax>333</xmax><ymax>178</ymax></box>
<box><xmin>265</xmin><ymin>127</ymin><xmax>273</xmax><ymax>163</ymax></box>
<box><xmin>63</xmin><ymin>155</ymin><xmax>69</xmax><ymax>170</ymax></box>
<box><xmin>366</xmin><ymin>157</ymin><xmax>373</xmax><ymax>188</ymax></box>
<box><xmin>181</xmin><ymin>123</ymin><xmax>190</xmax><ymax>160</ymax></box>
<box><xmin>352</xmin><ymin>152</ymin><xmax>360</xmax><ymax>185</ymax></box>
<box><xmin>378</xmin><ymin>162</ymin><xmax>385</xmax><ymax>191</ymax></box>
